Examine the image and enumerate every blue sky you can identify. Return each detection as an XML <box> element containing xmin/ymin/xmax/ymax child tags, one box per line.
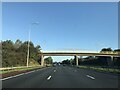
<box><xmin>2</xmin><ymin>2</ymin><xmax>118</xmax><ymax>62</ymax></box>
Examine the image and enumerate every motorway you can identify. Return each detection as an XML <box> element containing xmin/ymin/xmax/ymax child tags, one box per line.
<box><xmin>2</xmin><ymin>65</ymin><xmax>119</xmax><ymax>88</ymax></box>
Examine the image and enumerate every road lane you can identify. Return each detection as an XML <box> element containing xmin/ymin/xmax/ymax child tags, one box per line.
<box><xmin>69</xmin><ymin>66</ymin><xmax>119</xmax><ymax>88</ymax></box>
<box><xmin>35</xmin><ymin>66</ymin><xmax>119</xmax><ymax>88</ymax></box>
<box><xmin>2</xmin><ymin>65</ymin><xmax>119</xmax><ymax>88</ymax></box>
<box><xmin>2</xmin><ymin>67</ymin><xmax>55</xmax><ymax>88</ymax></box>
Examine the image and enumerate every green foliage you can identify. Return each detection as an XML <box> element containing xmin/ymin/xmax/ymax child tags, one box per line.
<box><xmin>14</xmin><ymin>39</ymin><xmax>22</xmax><ymax>49</ymax></box>
<box><xmin>44</xmin><ymin>57</ymin><xmax>53</xmax><ymax>65</ymax></box>
<box><xmin>114</xmin><ymin>49</ymin><xmax>120</xmax><ymax>52</ymax></box>
<box><xmin>61</xmin><ymin>48</ymin><xmax>120</xmax><ymax>67</ymax></box>
<box><xmin>62</xmin><ymin>59</ymin><xmax>70</xmax><ymax>65</ymax></box>
<box><xmin>2</xmin><ymin>39</ymin><xmax>41</xmax><ymax>67</ymax></box>
<box><xmin>100</xmin><ymin>48</ymin><xmax>113</xmax><ymax>52</ymax></box>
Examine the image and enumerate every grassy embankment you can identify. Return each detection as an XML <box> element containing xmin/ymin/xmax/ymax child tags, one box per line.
<box><xmin>0</xmin><ymin>65</ymin><xmax>45</xmax><ymax>74</ymax></box>
<box><xmin>1</xmin><ymin>60</ymin><xmax>53</xmax><ymax>74</ymax></box>
<box><xmin>77</xmin><ymin>65</ymin><xmax>120</xmax><ymax>73</ymax></box>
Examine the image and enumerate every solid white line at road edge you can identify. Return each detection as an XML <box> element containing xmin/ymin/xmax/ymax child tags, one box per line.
<box><xmin>47</xmin><ymin>76</ymin><xmax>52</xmax><ymax>80</ymax></box>
<box><xmin>1</xmin><ymin>70</ymin><xmax>36</xmax><ymax>81</ymax></box>
<box><xmin>1</xmin><ymin>73</ymin><xmax>25</xmax><ymax>81</ymax></box>
<box><xmin>86</xmin><ymin>75</ymin><xmax>95</xmax><ymax>80</ymax></box>
<box><xmin>0</xmin><ymin>68</ymin><xmax>47</xmax><ymax>81</ymax></box>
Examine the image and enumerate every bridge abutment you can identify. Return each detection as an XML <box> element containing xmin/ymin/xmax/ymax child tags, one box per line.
<box><xmin>41</xmin><ymin>55</ymin><xmax>44</xmax><ymax>66</ymax></box>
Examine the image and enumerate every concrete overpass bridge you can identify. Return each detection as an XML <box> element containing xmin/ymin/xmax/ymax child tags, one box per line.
<box><xmin>39</xmin><ymin>50</ymin><xmax>120</xmax><ymax>66</ymax></box>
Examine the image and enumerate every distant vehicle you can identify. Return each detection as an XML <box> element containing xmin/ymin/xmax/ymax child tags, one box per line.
<box><xmin>63</xmin><ymin>64</ymin><xmax>66</xmax><ymax>66</ymax></box>
<box><xmin>58</xmin><ymin>63</ymin><xmax>60</xmax><ymax>66</ymax></box>
<box><xmin>53</xmin><ymin>63</ymin><xmax>57</xmax><ymax>67</ymax></box>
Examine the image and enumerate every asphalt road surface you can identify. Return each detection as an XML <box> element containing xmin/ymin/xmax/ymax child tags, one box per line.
<box><xmin>2</xmin><ymin>65</ymin><xmax>119</xmax><ymax>88</ymax></box>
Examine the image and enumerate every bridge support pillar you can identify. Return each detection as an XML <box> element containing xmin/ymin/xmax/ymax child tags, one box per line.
<box><xmin>41</xmin><ymin>55</ymin><xmax>44</xmax><ymax>66</ymax></box>
<box><xmin>75</xmin><ymin>55</ymin><xmax>78</xmax><ymax>66</ymax></box>
<box><xmin>80</xmin><ymin>56</ymin><xmax>83</xmax><ymax>64</ymax></box>
<box><xmin>111</xmin><ymin>56</ymin><xmax>114</xmax><ymax>62</ymax></box>
<box><xmin>111</xmin><ymin>56</ymin><xmax>114</xmax><ymax>66</ymax></box>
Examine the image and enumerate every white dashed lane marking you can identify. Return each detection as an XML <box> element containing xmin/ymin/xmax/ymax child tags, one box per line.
<box><xmin>47</xmin><ymin>76</ymin><xmax>52</xmax><ymax>80</ymax></box>
<box><xmin>54</xmin><ymin>70</ymin><xmax>56</xmax><ymax>72</ymax></box>
<box><xmin>86</xmin><ymin>75</ymin><xmax>95</xmax><ymax>80</ymax></box>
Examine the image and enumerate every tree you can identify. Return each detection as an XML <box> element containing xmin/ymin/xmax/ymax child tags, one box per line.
<box><xmin>2</xmin><ymin>40</ymin><xmax>15</xmax><ymax>51</ymax></box>
<box><xmin>44</xmin><ymin>57</ymin><xmax>53</xmax><ymax>65</ymax></box>
<box><xmin>14</xmin><ymin>39</ymin><xmax>22</xmax><ymax>49</ymax></box>
<box><xmin>62</xmin><ymin>59</ymin><xmax>70</xmax><ymax>65</ymax></box>
<box><xmin>100</xmin><ymin>48</ymin><xmax>113</xmax><ymax>52</ymax></box>
<box><xmin>35</xmin><ymin>45</ymin><xmax>41</xmax><ymax>52</ymax></box>
<box><xmin>114</xmin><ymin>49</ymin><xmax>120</xmax><ymax>52</ymax></box>
<box><xmin>2</xmin><ymin>39</ymin><xmax>41</xmax><ymax>67</ymax></box>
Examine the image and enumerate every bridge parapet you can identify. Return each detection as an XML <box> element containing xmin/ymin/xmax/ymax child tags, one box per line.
<box><xmin>100</xmin><ymin>51</ymin><xmax>119</xmax><ymax>54</ymax></box>
<box><xmin>41</xmin><ymin>50</ymin><xmax>99</xmax><ymax>53</ymax></box>
<box><xmin>39</xmin><ymin>50</ymin><xmax>119</xmax><ymax>57</ymax></box>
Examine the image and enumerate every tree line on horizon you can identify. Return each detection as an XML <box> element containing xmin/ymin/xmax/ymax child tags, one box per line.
<box><xmin>0</xmin><ymin>39</ymin><xmax>120</xmax><ymax>67</ymax></box>
<box><xmin>0</xmin><ymin>39</ymin><xmax>53</xmax><ymax>67</ymax></box>
<box><xmin>61</xmin><ymin>48</ymin><xmax>120</xmax><ymax>67</ymax></box>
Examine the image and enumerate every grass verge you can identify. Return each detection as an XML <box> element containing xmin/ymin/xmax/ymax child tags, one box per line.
<box><xmin>0</xmin><ymin>66</ymin><xmax>47</xmax><ymax>74</ymax></box>
<box><xmin>77</xmin><ymin>65</ymin><xmax>120</xmax><ymax>73</ymax></box>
